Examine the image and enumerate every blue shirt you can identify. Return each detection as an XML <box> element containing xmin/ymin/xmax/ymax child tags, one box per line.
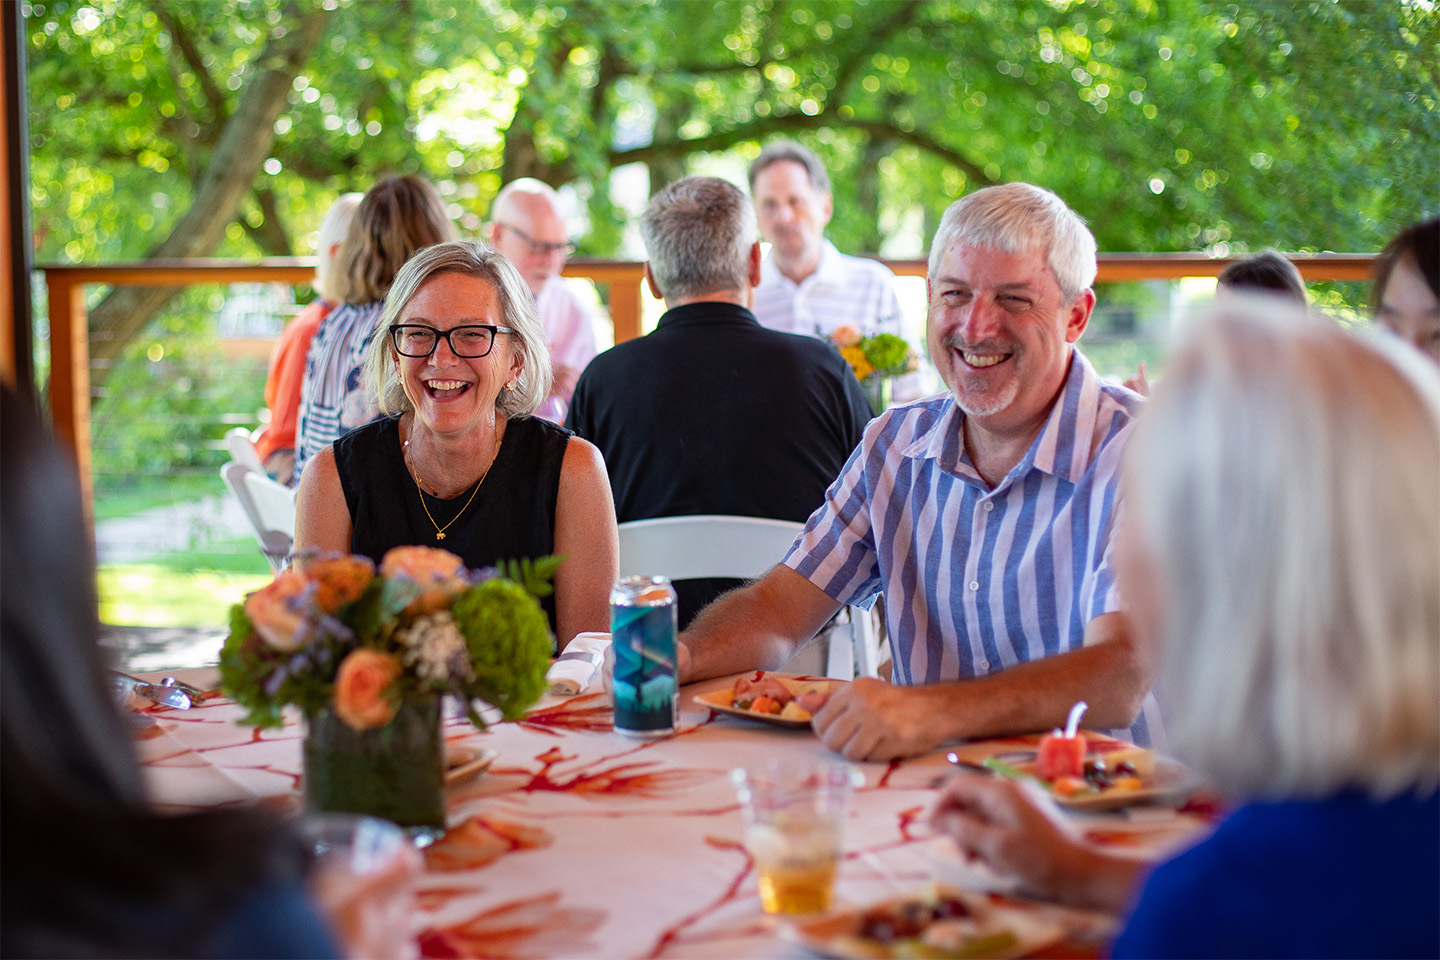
<box><xmin>784</xmin><ymin>347</ymin><xmax>1159</xmax><ymax>745</ymax></box>
<box><xmin>1113</xmin><ymin>790</ymin><xmax>1440</xmax><ymax>958</ymax></box>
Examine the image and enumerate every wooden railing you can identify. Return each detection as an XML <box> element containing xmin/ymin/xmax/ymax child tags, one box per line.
<box><xmin>38</xmin><ymin>252</ymin><xmax>1376</xmax><ymax>509</ymax></box>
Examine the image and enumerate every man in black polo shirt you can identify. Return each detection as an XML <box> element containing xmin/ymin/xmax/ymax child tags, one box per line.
<box><xmin>566</xmin><ymin>175</ymin><xmax>873</xmax><ymax>627</ymax></box>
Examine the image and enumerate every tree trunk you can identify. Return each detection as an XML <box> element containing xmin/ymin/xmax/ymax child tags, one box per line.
<box><xmin>81</xmin><ymin>3</ymin><xmax>331</xmax><ymax>388</ymax></box>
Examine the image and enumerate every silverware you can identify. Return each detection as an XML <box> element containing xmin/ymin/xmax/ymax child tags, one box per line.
<box><xmin>945</xmin><ymin>752</ymin><xmax>994</xmax><ymax>776</ymax></box>
<box><xmin>113</xmin><ymin>672</ymin><xmax>196</xmax><ymax>710</ymax></box>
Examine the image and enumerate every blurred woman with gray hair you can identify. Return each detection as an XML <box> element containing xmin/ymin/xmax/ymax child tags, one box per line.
<box><xmin>295</xmin><ymin>240</ymin><xmax>618</xmax><ymax>651</ymax></box>
<box><xmin>930</xmin><ymin>297</ymin><xmax>1439</xmax><ymax>957</ymax></box>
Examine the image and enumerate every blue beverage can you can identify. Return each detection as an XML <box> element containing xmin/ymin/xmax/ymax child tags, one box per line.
<box><xmin>610</xmin><ymin>575</ymin><xmax>678</xmax><ymax>738</ymax></box>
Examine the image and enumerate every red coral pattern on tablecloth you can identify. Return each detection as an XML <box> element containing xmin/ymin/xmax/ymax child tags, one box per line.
<box><xmin>417</xmin><ymin>891</ymin><xmax>605</xmax><ymax>959</ymax></box>
<box><xmin>425</xmin><ymin>815</ymin><xmax>553</xmax><ymax>872</ymax></box>
<box><xmin>515</xmin><ymin>693</ymin><xmax>615</xmax><ymax>735</ymax></box>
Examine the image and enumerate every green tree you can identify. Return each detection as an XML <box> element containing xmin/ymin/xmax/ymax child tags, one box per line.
<box><xmin>29</xmin><ymin>0</ymin><xmax>1438</xmax><ymax>389</ymax></box>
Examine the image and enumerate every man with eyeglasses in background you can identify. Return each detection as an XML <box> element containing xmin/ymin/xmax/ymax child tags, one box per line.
<box><xmin>488</xmin><ymin>179</ymin><xmax>598</xmax><ymax>423</ymax></box>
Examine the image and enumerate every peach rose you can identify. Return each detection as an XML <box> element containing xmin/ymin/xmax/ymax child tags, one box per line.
<box><xmin>301</xmin><ymin>554</ymin><xmax>375</xmax><ymax>612</ymax></box>
<box><xmin>831</xmin><ymin>325</ymin><xmax>863</xmax><ymax>348</ymax></box>
<box><xmin>244</xmin><ymin>571</ymin><xmax>313</xmax><ymax>651</ymax></box>
<box><xmin>333</xmin><ymin>649</ymin><xmax>404</xmax><ymax>731</ymax></box>
<box><xmin>380</xmin><ymin>546</ymin><xmax>468</xmax><ymax>614</ymax></box>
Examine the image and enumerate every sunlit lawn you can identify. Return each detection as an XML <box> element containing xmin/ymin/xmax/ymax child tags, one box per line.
<box><xmin>99</xmin><ymin>536</ymin><xmax>272</xmax><ymax>627</ymax></box>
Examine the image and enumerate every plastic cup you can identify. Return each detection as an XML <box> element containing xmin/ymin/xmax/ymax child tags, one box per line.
<box><xmin>730</xmin><ymin>761</ymin><xmax>863</xmax><ymax>914</ymax></box>
<box><xmin>303</xmin><ymin>813</ymin><xmax>422</xmax><ymax>960</ymax></box>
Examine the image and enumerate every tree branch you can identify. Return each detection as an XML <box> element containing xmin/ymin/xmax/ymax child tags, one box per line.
<box><xmin>84</xmin><ymin>1</ymin><xmax>332</xmax><ymax>380</ymax></box>
<box><xmin>829</xmin><ymin>0</ymin><xmax>924</xmax><ymax>100</ymax></box>
<box><xmin>610</xmin><ymin>112</ymin><xmax>995</xmax><ymax>186</ymax></box>
<box><xmin>147</xmin><ymin>0</ymin><xmax>229</xmax><ymax>128</ymax></box>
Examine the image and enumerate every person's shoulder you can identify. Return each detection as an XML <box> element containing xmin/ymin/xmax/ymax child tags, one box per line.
<box><xmin>511</xmin><ymin>414</ymin><xmax>574</xmax><ymax>443</ymax></box>
<box><xmin>865</xmin><ymin>394</ymin><xmax>953</xmax><ymax>448</ymax></box>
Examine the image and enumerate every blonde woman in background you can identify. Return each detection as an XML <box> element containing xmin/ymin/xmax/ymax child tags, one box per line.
<box><xmin>295</xmin><ymin>240</ymin><xmax>617</xmax><ymax>652</ymax></box>
<box><xmin>931</xmin><ymin>298</ymin><xmax>1439</xmax><ymax>958</ymax></box>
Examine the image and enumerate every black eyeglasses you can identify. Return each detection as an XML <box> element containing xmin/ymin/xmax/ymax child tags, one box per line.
<box><xmin>497</xmin><ymin>222</ymin><xmax>577</xmax><ymax>257</ymax></box>
<box><xmin>389</xmin><ymin>324</ymin><xmax>512</xmax><ymax>359</ymax></box>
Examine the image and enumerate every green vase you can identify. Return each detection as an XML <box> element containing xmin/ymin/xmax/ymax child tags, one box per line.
<box><xmin>303</xmin><ymin>694</ymin><xmax>445</xmax><ymax>832</ymax></box>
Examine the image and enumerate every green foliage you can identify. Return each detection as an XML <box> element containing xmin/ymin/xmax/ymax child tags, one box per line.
<box><xmin>27</xmin><ymin>0</ymin><xmax>1435</xmax><ymax>371</ymax></box>
<box><xmin>496</xmin><ymin>554</ymin><xmax>564</xmax><ymax>600</ymax></box>
<box><xmin>862</xmin><ymin>333</ymin><xmax>912</xmax><ymax>376</ymax></box>
<box><xmin>89</xmin><ymin>289</ymin><xmax>267</xmax><ymax>492</ymax></box>
<box><xmin>452</xmin><ymin>578</ymin><xmax>551</xmax><ymax>722</ymax></box>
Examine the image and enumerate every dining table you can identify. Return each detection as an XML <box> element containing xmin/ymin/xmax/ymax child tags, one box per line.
<box><xmin>132</xmin><ymin>667</ymin><xmax>1216</xmax><ymax>959</ymax></box>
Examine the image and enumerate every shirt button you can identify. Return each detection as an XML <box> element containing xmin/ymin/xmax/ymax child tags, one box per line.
<box><xmin>968</xmin><ymin>580</ymin><xmax>979</xmax><ymax>591</ymax></box>
<box><xmin>982</xmin><ymin>501</ymin><xmax>994</xmax><ymax>512</ymax></box>
<box><xmin>979</xmin><ymin>659</ymin><xmax>990</xmax><ymax>670</ymax></box>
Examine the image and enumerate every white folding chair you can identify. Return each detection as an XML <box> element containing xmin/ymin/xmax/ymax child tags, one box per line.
<box><xmin>615</xmin><ymin>515</ymin><xmax>885</xmax><ymax>679</ymax></box>
<box><xmin>225</xmin><ymin>426</ymin><xmax>264</xmax><ymax>473</ymax></box>
<box><xmin>221</xmin><ymin>461</ymin><xmax>290</xmax><ymax>572</ymax></box>
<box><xmin>243</xmin><ymin>470</ymin><xmax>298</xmax><ymax>567</ymax></box>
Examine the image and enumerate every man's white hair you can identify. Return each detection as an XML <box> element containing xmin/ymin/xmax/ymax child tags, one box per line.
<box><xmin>927</xmin><ymin>182</ymin><xmax>1097</xmax><ymax>303</ymax></box>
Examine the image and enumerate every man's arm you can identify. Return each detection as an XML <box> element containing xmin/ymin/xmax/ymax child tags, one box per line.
<box><xmin>811</xmin><ymin>611</ymin><xmax>1155</xmax><ymax>761</ymax></box>
<box><xmin>678</xmin><ymin>565</ymin><xmax>842</xmax><ymax>683</ymax></box>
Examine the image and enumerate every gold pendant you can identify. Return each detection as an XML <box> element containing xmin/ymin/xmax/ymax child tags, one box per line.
<box><xmin>436</xmin><ymin>532</ymin><xmax>446</xmax><ymax>540</ymax></box>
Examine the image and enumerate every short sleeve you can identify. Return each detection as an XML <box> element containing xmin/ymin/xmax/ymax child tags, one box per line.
<box><xmin>782</xmin><ymin>435</ymin><xmax>884</xmax><ymax>609</ymax></box>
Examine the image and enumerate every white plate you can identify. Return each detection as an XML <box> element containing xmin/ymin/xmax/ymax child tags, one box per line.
<box><xmin>444</xmin><ymin>746</ymin><xmax>498</xmax><ymax>786</ymax></box>
<box><xmin>692</xmin><ymin>674</ymin><xmax>842</xmax><ymax>728</ymax></box>
<box><xmin>782</xmin><ymin>886</ymin><xmax>1064</xmax><ymax>959</ymax></box>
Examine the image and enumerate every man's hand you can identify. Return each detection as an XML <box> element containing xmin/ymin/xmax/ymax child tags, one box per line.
<box><xmin>811</xmin><ymin>678</ymin><xmax>943</xmax><ymax>761</ymax></box>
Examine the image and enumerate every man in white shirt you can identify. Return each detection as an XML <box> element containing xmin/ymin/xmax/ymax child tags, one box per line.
<box><xmin>489</xmin><ymin>179</ymin><xmax>598</xmax><ymax>423</ymax></box>
<box><xmin>748</xmin><ymin>141</ymin><xmax>919</xmax><ymax>399</ymax></box>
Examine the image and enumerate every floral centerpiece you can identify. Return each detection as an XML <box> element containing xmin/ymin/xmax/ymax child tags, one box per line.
<box><xmin>219</xmin><ymin>545</ymin><xmax>558</xmax><ymax>831</ymax></box>
<box><xmin>829</xmin><ymin>325</ymin><xmax>918</xmax><ymax>412</ymax></box>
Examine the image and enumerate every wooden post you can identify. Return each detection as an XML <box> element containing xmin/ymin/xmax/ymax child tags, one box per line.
<box><xmin>46</xmin><ymin>272</ymin><xmax>93</xmax><ymax>519</ymax></box>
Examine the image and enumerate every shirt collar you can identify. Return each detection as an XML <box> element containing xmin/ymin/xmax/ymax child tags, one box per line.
<box><xmin>760</xmin><ymin>239</ymin><xmax>842</xmax><ymax>290</ymax></box>
<box><xmin>902</xmin><ymin>347</ymin><xmax>1104</xmax><ymax>486</ymax></box>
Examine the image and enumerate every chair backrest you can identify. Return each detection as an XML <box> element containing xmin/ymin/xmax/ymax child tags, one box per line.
<box><xmin>616</xmin><ymin>515</ymin><xmax>803</xmax><ymax>582</ymax></box>
<box><xmin>225</xmin><ymin>426</ymin><xmax>264</xmax><ymax>473</ymax></box>
<box><xmin>221</xmin><ymin>461</ymin><xmax>290</xmax><ymax>572</ymax></box>
<box><xmin>243</xmin><ymin>470</ymin><xmax>298</xmax><ymax>558</ymax></box>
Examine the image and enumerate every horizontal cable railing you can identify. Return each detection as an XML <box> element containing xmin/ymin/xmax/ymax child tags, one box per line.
<box><xmin>38</xmin><ymin>252</ymin><xmax>1376</xmax><ymax>516</ymax></box>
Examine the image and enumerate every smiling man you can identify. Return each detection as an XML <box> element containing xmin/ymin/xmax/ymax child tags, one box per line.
<box><xmin>678</xmin><ymin>183</ymin><xmax>1161</xmax><ymax>761</ymax></box>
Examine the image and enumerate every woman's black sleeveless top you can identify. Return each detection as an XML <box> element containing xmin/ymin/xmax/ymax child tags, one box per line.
<box><xmin>333</xmin><ymin>415</ymin><xmax>571</xmax><ymax>632</ymax></box>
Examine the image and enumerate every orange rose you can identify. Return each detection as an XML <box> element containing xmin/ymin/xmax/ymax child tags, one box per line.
<box><xmin>301</xmin><ymin>554</ymin><xmax>375</xmax><ymax>612</ymax></box>
<box><xmin>380</xmin><ymin>545</ymin><xmax>468</xmax><ymax>614</ymax></box>
<box><xmin>244</xmin><ymin>571</ymin><xmax>312</xmax><ymax>651</ymax></box>
<box><xmin>333</xmin><ymin>649</ymin><xmax>403</xmax><ymax>730</ymax></box>
<box><xmin>831</xmin><ymin>325</ymin><xmax>863</xmax><ymax>348</ymax></box>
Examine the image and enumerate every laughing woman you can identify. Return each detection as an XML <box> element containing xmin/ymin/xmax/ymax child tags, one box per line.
<box><xmin>294</xmin><ymin>240</ymin><xmax>618</xmax><ymax>650</ymax></box>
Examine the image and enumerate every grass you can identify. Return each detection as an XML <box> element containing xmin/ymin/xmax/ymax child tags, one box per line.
<box><xmin>98</xmin><ymin>562</ymin><xmax>271</xmax><ymax>627</ymax></box>
<box><xmin>92</xmin><ymin>472</ymin><xmax>227</xmax><ymax>522</ymax></box>
<box><xmin>98</xmin><ymin>532</ymin><xmax>272</xmax><ymax>627</ymax></box>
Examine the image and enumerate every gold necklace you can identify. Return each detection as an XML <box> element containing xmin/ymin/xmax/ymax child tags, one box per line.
<box><xmin>404</xmin><ymin>427</ymin><xmax>501</xmax><ymax>541</ymax></box>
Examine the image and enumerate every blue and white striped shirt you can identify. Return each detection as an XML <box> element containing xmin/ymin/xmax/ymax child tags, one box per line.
<box><xmin>294</xmin><ymin>299</ymin><xmax>386</xmax><ymax>481</ymax></box>
<box><xmin>784</xmin><ymin>348</ymin><xmax>1160</xmax><ymax>745</ymax></box>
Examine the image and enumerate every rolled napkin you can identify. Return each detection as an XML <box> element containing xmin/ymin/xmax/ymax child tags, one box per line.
<box><xmin>546</xmin><ymin>632</ymin><xmax>611</xmax><ymax>695</ymax></box>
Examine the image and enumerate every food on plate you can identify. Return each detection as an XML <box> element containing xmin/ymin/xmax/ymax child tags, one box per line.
<box><xmin>730</xmin><ymin>671</ymin><xmax>833</xmax><ymax>721</ymax></box>
<box><xmin>1035</xmin><ymin>729</ymin><xmax>1086</xmax><ymax>780</ymax></box>
<box><xmin>988</xmin><ymin>744</ymin><xmax>1155</xmax><ymax>801</ymax></box>
<box><xmin>834</xmin><ymin>887</ymin><xmax>1020</xmax><ymax>959</ymax></box>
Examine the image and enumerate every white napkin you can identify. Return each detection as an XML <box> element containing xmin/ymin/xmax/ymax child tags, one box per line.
<box><xmin>546</xmin><ymin>632</ymin><xmax>611</xmax><ymax>695</ymax></box>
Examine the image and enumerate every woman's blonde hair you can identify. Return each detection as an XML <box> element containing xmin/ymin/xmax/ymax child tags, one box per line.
<box><xmin>364</xmin><ymin>239</ymin><xmax>552</xmax><ymax>419</ymax></box>
<box><xmin>1127</xmin><ymin>297</ymin><xmax>1440</xmax><ymax>801</ymax></box>
<box><xmin>328</xmin><ymin>175</ymin><xmax>456</xmax><ymax>306</ymax></box>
